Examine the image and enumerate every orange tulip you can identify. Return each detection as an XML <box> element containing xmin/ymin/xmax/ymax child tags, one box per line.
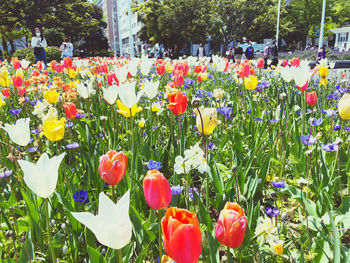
<box><xmin>63</xmin><ymin>102</ymin><xmax>77</xmax><ymax>119</ymax></box>
<box><xmin>194</xmin><ymin>65</ymin><xmax>202</xmax><ymax>73</ymax></box>
<box><xmin>257</xmin><ymin>58</ymin><xmax>264</xmax><ymax>69</ymax></box>
<box><xmin>18</xmin><ymin>87</ymin><xmax>26</xmax><ymax>97</ymax></box>
<box><xmin>215</xmin><ymin>202</ymin><xmax>247</xmax><ymax>249</ymax></box>
<box><xmin>143</xmin><ymin>170</ymin><xmax>172</xmax><ymax>210</ymax></box>
<box><xmin>162</xmin><ymin>207</ymin><xmax>202</xmax><ymax>263</ymax></box>
<box><xmin>63</xmin><ymin>57</ymin><xmax>72</xmax><ymax>69</ymax></box>
<box><xmin>306</xmin><ymin>91</ymin><xmax>317</xmax><ymax>107</ymax></box>
<box><xmin>99</xmin><ymin>150</ymin><xmax>127</xmax><ymax>186</ymax></box>
<box><xmin>167</xmin><ymin>90</ymin><xmax>187</xmax><ymax>115</ymax></box>
<box><xmin>290</xmin><ymin>57</ymin><xmax>300</xmax><ymax>67</ymax></box>
<box><xmin>173</xmin><ymin>70</ymin><xmax>184</xmax><ymax>87</ymax></box>
<box><xmin>282</xmin><ymin>60</ymin><xmax>288</xmax><ymax>67</ymax></box>
<box><xmin>2</xmin><ymin>88</ymin><xmax>10</xmax><ymax>98</ymax></box>
<box><xmin>157</xmin><ymin>64</ymin><xmax>166</xmax><ymax>75</ymax></box>
<box><xmin>12</xmin><ymin>75</ymin><xmax>22</xmax><ymax>88</ymax></box>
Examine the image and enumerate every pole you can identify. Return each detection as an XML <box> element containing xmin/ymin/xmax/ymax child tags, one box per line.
<box><xmin>110</xmin><ymin>0</ymin><xmax>116</xmax><ymax>57</ymax></box>
<box><xmin>128</xmin><ymin>0</ymin><xmax>134</xmax><ymax>57</ymax></box>
<box><xmin>318</xmin><ymin>0</ymin><xmax>326</xmax><ymax>50</ymax></box>
<box><xmin>276</xmin><ymin>0</ymin><xmax>281</xmax><ymax>44</ymax></box>
<box><xmin>117</xmin><ymin>0</ymin><xmax>123</xmax><ymax>57</ymax></box>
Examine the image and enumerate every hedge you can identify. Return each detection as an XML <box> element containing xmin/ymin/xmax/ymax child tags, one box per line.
<box><xmin>12</xmin><ymin>46</ymin><xmax>62</xmax><ymax>63</ymax></box>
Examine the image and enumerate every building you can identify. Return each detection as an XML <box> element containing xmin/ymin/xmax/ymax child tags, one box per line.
<box><xmin>331</xmin><ymin>22</ymin><xmax>350</xmax><ymax>52</ymax></box>
<box><xmin>88</xmin><ymin>0</ymin><xmax>103</xmax><ymax>9</ymax></box>
<box><xmin>102</xmin><ymin>0</ymin><xmax>120</xmax><ymax>55</ymax></box>
<box><xmin>117</xmin><ymin>0</ymin><xmax>145</xmax><ymax>57</ymax></box>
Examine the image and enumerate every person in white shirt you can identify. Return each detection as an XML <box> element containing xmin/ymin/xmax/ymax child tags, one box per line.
<box><xmin>31</xmin><ymin>27</ymin><xmax>47</xmax><ymax>64</ymax></box>
<box><xmin>60</xmin><ymin>37</ymin><xmax>74</xmax><ymax>58</ymax></box>
<box><xmin>196</xmin><ymin>43</ymin><xmax>206</xmax><ymax>58</ymax></box>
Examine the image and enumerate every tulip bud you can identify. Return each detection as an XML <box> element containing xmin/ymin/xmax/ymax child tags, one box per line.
<box><xmin>99</xmin><ymin>150</ymin><xmax>127</xmax><ymax>186</ymax></box>
<box><xmin>143</xmin><ymin>170</ymin><xmax>172</xmax><ymax>210</ymax></box>
<box><xmin>306</xmin><ymin>91</ymin><xmax>317</xmax><ymax>107</ymax></box>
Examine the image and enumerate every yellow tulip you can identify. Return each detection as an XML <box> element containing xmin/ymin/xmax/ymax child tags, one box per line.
<box><xmin>151</xmin><ymin>102</ymin><xmax>161</xmax><ymax>112</ymax></box>
<box><xmin>213</xmin><ymin>88</ymin><xmax>225</xmax><ymax>100</ymax></box>
<box><xmin>320</xmin><ymin>77</ymin><xmax>328</xmax><ymax>86</ymax></box>
<box><xmin>15</xmin><ymin>68</ymin><xmax>24</xmax><ymax>78</ymax></box>
<box><xmin>68</xmin><ymin>69</ymin><xmax>77</xmax><ymax>79</ymax></box>
<box><xmin>0</xmin><ymin>97</ymin><xmax>5</xmax><ymax>108</ymax></box>
<box><xmin>166</xmin><ymin>64</ymin><xmax>173</xmax><ymax>74</ymax></box>
<box><xmin>138</xmin><ymin>118</ymin><xmax>145</xmax><ymax>128</ymax></box>
<box><xmin>319</xmin><ymin>66</ymin><xmax>329</xmax><ymax>78</ymax></box>
<box><xmin>244</xmin><ymin>75</ymin><xmax>258</xmax><ymax>90</ymax></box>
<box><xmin>42</xmin><ymin>108</ymin><xmax>65</xmax><ymax>141</ymax></box>
<box><xmin>200</xmin><ymin>72</ymin><xmax>208</xmax><ymax>81</ymax></box>
<box><xmin>0</xmin><ymin>67</ymin><xmax>9</xmax><ymax>79</ymax></box>
<box><xmin>43</xmin><ymin>90</ymin><xmax>60</xmax><ymax>104</ymax></box>
<box><xmin>338</xmin><ymin>94</ymin><xmax>350</xmax><ymax>120</ymax></box>
<box><xmin>194</xmin><ymin>106</ymin><xmax>221</xmax><ymax>135</ymax></box>
<box><xmin>116</xmin><ymin>99</ymin><xmax>142</xmax><ymax>118</ymax></box>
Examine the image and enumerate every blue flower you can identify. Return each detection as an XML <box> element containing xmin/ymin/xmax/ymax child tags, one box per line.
<box><xmin>65</xmin><ymin>122</ymin><xmax>73</xmax><ymax>127</ymax></box>
<box><xmin>72</xmin><ymin>190</ymin><xmax>89</xmax><ymax>204</ymax></box>
<box><xmin>322</xmin><ymin>143</ymin><xmax>339</xmax><ymax>152</ymax></box>
<box><xmin>300</xmin><ymin>134</ymin><xmax>318</xmax><ymax>145</ymax></box>
<box><xmin>269</xmin><ymin>119</ymin><xmax>280</xmax><ymax>123</ymax></box>
<box><xmin>322</xmin><ymin>109</ymin><xmax>336</xmax><ymax>118</ymax></box>
<box><xmin>333</xmin><ymin>125</ymin><xmax>341</xmax><ymax>131</ymax></box>
<box><xmin>189</xmin><ymin>187</ymin><xmax>199</xmax><ymax>200</ymax></box>
<box><xmin>146</xmin><ymin>160</ymin><xmax>163</xmax><ymax>170</ymax></box>
<box><xmin>217</xmin><ymin>106</ymin><xmax>232</xmax><ymax>119</ymax></box>
<box><xmin>344</xmin><ymin>126</ymin><xmax>350</xmax><ymax>131</ymax></box>
<box><xmin>171</xmin><ymin>185</ymin><xmax>184</xmax><ymax>195</ymax></box>
<box><xmin>254</xmin><ymin>118</ymin><xmax>262</xmax><ymax>121</ymax></box>
<box><xmin>66</xmin><ymin>142</ymin><xmax>80</xmax><ymax>149</ymax></box>
<box><xmin>208</xmin><ymin>142</ymin><xmax>215</xmax><ymax>150</ymax></box>
<box><xmin>28</xmin><ymin>146</ymin><xmax>38</xmax><ymax>153</ymax></box>
<box><xmin>9</xmin><ymin>108</ymin><xmax>21</xmax><ymax>116</ymax></box>
<box><xmin>0</xmin><ymin>169</ymin><xmax>12</xmax><ymax>179</ymax></box>
<box><xmin>31</xmin><ymin>128</ymin><xmax>40</xmax><ymax>135</ymax></box>
<box><xmin>247</xmin><ymin>109</ymin><xmax>251</xmax><ymax>114</ymax></box>
<box><xmin>271</xmin><ymin>181</ymin><xmax>286</xmax><ymax>188</ymax></box>
<box><xmin>265</xmin><ymin>207</ymin><xmax>280</xmax><ymax>217</ymax></box>
<box><xmin>309</xmin><ymin>117</ymin><xmax>323</xmax><ymax>126</ymax></box>
<box><xmin>76</xmin><ymin>113</ymin><xmax>88</xmax><ymax>118</ymax></box>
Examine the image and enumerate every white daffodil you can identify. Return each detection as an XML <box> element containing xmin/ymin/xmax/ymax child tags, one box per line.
<box><xmin>72</xmin><ymin>191</ymin><xmax>132</xmax><ymax>250</ymax></box>
<box><xmin>33</xmin><ymin>100</ymin><xmax>50</xmax><ymax>116</ymax></box>
<box><xmin>102</xmin><ymin>85</ymin><xmax>119</xmax><ymax>104</ymax></box>
<box><xmin>117</xmin><ymin>82</ymin><xmax>144</xmax><ymax>109</ymax></box>
<box><xmin>3</xmin><ymin>118</ymin><xmax>30</xmax><ymax>146</ymax></box>
<box><xmin>76</xmin><ymin>81</ymin><xmax>95</xmax><ymax>99</ymax></box>
<box><xmin>143</xmin><ymin>80</ymin><xmax>159</xmax><ymax>99</ymax></box>
<box><xmin>18</xmin><ymin>152</ymin><xmax>66</xmax><ymax>198</ymax></box>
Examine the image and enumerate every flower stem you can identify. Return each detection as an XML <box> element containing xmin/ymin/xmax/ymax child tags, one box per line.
<box><xmin>158</xmin><ymin>211</ymin><xmax>163</xmax><ymax>261</ymax></box>
<box><xmin>117</xmin><ymin>249</ymin><xmax>123</xmax><ymax>263</ymax></box>
<box><xmin>45</xmin><ymin>198</ymin><xmax>56</xmax><ymax>263</ymax></box>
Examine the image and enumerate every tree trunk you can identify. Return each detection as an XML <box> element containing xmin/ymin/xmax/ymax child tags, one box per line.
<box><xmin>9</xmin><ymin>39</ymin><xmax>15</xmax><ymax>54</ymax></box>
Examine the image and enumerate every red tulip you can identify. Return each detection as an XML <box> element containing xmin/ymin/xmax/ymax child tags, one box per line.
<box><xmin>18</xmin><ymin>87</ymin><xmax>26</xmax><ymax>97</ymax></box>
<box><xmin>63</xmin><ymin>102</ymin><xmax>77</xmax><ymax>119</ymax></box>
<box><xmin>24</xmin><ymin>80</ymin><xmax>31</xmax><ymax>87</ymax></box>
<box><xmin>173</xmin><ymin>70</ymin><xmax>184</xmax><ymax>87</ymax></box>
<box><xmin>99</xmin><ymin>64</ymin><xmax>108</xmax><ymax>74</ymax></box>
<box><xmin>290</xmin><ymin>57</ymin><xmax>300</xmax><ymax>67</ymax></box>
<box><xmin>167</xmin><ymin>90</ymin><xmax>187</xmax><ymax>115</ymax></box>
<box><xmin>36</xmin><ymin>61</ymin><xmax>43</xmax><ymax>71</ymax></box>
<box><xmin>306</xmin><ymin>91</ymin><xmax>317</xmax><ymax>106</ymax></box>
<box><xmin>99</xmin><ymin>150</ymin><xmax>127</xmax><ymax>186</ymax></box>
<box><xmin>194</xmin><ymin>65</ymin><xmax>202</xmax><ymax>73</ymax></box>
<box><xmin>55</xmin><ymin>64</ymin><xmax>63</xmax><ymax>73</ymax></box>
<box><xmin>13</xmin><ymin>60</ymin><xmax>21</xmax><ymax>70</ymax></box>
<box><xmin>162</xmin><ymin>207</ymin><xmax>202</xmax><ymax>263</ymax></box>
<box><xmin>143</xmin><ymin>170</ymin><xmax>172</xmax><ymax>210</ymax></box>
<box><xmin>12</xmin><ymin>75</ymin><xmax>22</xmax><ymax>88</ymax></box>
<box><xmin>257</xmin><ymin>58</ymin><xmax>264</xmax><ymax>69</ymax></box>
<box><xmin>2</xmin><ymin>88</ymin><xmax>10</xmax><ymax>98</ymax></box>
<box><xmin>216</xmin><ymin>202</ymin><xmax>247</xmax><ymax>249</ymax></box>
<box><xmin>282</xmin><ymin>60</ymin><xmax>288</xmax><ymax>67</ymax></box>
<box><xmin>107</xmin><ymin>72</ymin><xmax>119</xmax><ymax>86</ymax></box>
<box><xmin>157</xmin><ymin>64</ymin><xmax>166</xmax><ymax>75</ymax></box>
<box><xmin>297</xmin><ymin>80</ymin><xmax>308</xmax><ymax>92</ymax></box>
<box><xmin>238</xmin><ymin>63</ymin><xmax>250</xmax><ymax>78</ymax></box>
<box><xmin>197</xmin><ymin>75</ymin><xmax>203</xmax><ymax>82</ymax></box>
<box><xmin>63</xmin><ymin>57</ymin><xmax>72</xmax><ymax>69</ymax></box>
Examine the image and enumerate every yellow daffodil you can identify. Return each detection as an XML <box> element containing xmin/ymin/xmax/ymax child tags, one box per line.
<box><xmin>274</xmin><ymin>244</ymin><xmax>283</xmax><ymax>255</ymax></box>
<box><xmin>42</xmin><ymin>108</ymin><xmax>65</xmax><ymax>141</ymax></box>
<box><xmin>166</xmin><ymin>64</ymin><xmax>173</xmax><ymax>74</ymax></box>
<box><xmin>116</xmin><ymin>99</ymin><xmax>142</xmax><ymax>118</ymax></box>
<box><xmin>319</xmin><ymin>66</ymin><xmax>329</xmax><ymax>78</ymax></box>
<box><xmin>194</xmin><ymin>106</ymin><xmax>221</xmax><ymax>135</ymax></box>
<box><xmin>0</xmin><ymin>97</ymin><xmax>5</xmax><ymax>108</ymax></box>
<box><xmin>320</xmin><ymin>77</ymin><xmax>328</xmax><ymax>86</ymax></box>
<box><xmin>244</xmin><ymin>75</ymin><xmax>258</xmax><ymax>90</ymax></box>
<box><xmin>68</xmin><ymin>69</ymin><xmax>77</xmax><ymax>79</ymax></box>
<box><xmin>43</xmin><ymin>90</ymin><xmax>60</xmax><ymax>104</ymax></box>
<box><xmin>138</xmin><ymin>118</ymin><xmax>145</xmax><ymax>128</ymax></box>
<box><xmin>338</xmin><ymin>94</ymin><xmax>350</xmax><ymax>120</ymax></box>
<box><xmin>151</xmin><ymin>102</ymin><xmax>161</xmax><ymax>112</ymax></box>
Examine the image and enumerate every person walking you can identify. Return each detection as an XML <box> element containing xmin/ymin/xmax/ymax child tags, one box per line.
<box><xmin>245</xmin><ymin>42</ymin><xmax>255</xmax><ymax>60</ymax></box>
<box><xmin>270</xmin><ymin>40</ymin><xmax>278</xmax><ymax>67</ymax></box>
<box><xmin>31</xmin><ymin>27</ymin><xmax>47</xmax><ymax>64</ymax></box>
<box><xmin>196</xmin><ymin>43</ymin><xmax>206</xmax><ymax>58</ymax></box>
<box><xmin>234</xmin><ymin>44</ymin><xmax>243</xmax><ymax>63</ymax></box>
<box><xmin>263</xmin><ymin>42</ymin><xmax>270</xmax><ymax>69</ymax></box>
<box><xmin>60</xmin><ymin>37</ymin><xmax>74</xmax><ymax>59</ymax></box>
<box><xmin>226</xmin><ymin>46</ymin><xmax>235</xmax><ymax>62</ymax></box>
<box><xmin>317</xmin><ymin>46</ymin><xmax>327</xmax><ymax>62</ymax></box>
<box><xmin>0</xmin><ymin>49</ymin><xmax>3</xmax><ymax>62</ymax></box>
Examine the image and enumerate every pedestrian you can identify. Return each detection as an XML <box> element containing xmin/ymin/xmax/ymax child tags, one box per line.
<box><xmin>234</xmin><ymin>44</ymin><xmax>243</xmax><ymax>63</ymax></box>
<box><xmin>245</xmin><ymin>42</ymin><xmax>255</xmax><ymax>60</ymax></box>
<box><xmin>31</xmin><ymin>27</ymin><xmax>47</xmax><ymax>65</ymax></box>
<box><xmin>226</xmin><ymin>46</ymin><xmax>235</xmax><ymax>63</ymax></box>
<box><xmin>263</xmin><ymin>42</ymin><xmax>270</xmax><ymax>69</ymax></box>
<box><xmin>197</xmin><ymin>43</ymin><xmax>206</xmax><ymax>58</ymax></box>
<box><xmin>270</xmin><ymin>40</ymin><xmax>278</xmax><ymax>67</ymax></box>
<box><xmin>60</xmin><ymin>37</ymin><xmax>74</xmax><ymax>59</ymax></box>
<box><xmin>0</xmin><ymin>48</ymin><xmax>3</xmax><ymax>62</ymax></box>
<box><xmin>317</xmin><ymin>46</ymin><xmax>327</xmax><ymax>62</ymax></box>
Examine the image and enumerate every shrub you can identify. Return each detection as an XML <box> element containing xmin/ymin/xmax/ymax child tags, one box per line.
<box><xmin>13</xmin><ymin>46</ymin><xmax>62</xmax><ymax>63</ymax></box>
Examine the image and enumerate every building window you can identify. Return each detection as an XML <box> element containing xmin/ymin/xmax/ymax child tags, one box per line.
<box><xmin>346</xmin><ymin>32</ymin><xmax>349</xmax><ymax>42</ymax></box>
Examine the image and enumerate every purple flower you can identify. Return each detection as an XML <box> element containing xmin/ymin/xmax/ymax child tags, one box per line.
<box><xmin>9</xmin><ymin>108</ymin><xmax>21</xmax><ymax>116</ymax></box>
<box><xmin>269</xmin><ymin>119</ymin><xmax>280</xmax><ymax>123</ymax></box>
<box><xmin>189</xmin><ymin>187</ymin><xmax>199</xmax><ymax>200</ymax></box>
<box><xmin>247</xmin><ymin>109</ymin><xmax>251</xmax><ymax>114</ymax></box>
<box><xmin>265</xmin><ymin>207</ymin><xmax>280</xmax><ymax>217</ymax></box>
<box><xmin>271</xmin><ymin>181</ymin><xmax>286</xmax><ymax>188</ymax></box>
<box><xmin>254</xmin><ymin>118</ymin><xmax>262</xmax><ymax>121</ymax></box>
<box><xmin>31</xmin><ymin>128</ymin><xmax>40</xmax><ymax>135</ymax></box>
<box><xmin>208</xmin><ymin>142</ymin><xmax>215</xmax><ymax>150</ymax></box>
<box><xmin>309</xmin><ymin>117</ymin><xmax>323</xmax><ymax>126</ymax></box>
<box><xmin>28</xmin><ymin>100</ymin><xmax>38</xmax><ymax>105</ymax></box>
<box><xmin>322</xmin><ymin>109</ymin><xmax>336</xmax><ymax>118</ymax></box>
<box><xmin>76</xmin><ymin>113</ymin><xmax>88</xmax><ymax>119</ymax></box>
<box><xmin>171</xmin><ymin>185</ymin><xmax>184</xmax><ymax>195</ymax></box>
<box><xmin>322</xmin><ymin>143</ymin><xmax>339</xmax><ymax>152</ymax></box>
<box><xmin>72</xmin><ymin>190</ymin><xmax>89</xmax><ymax>204</ymax></box>
<box><xmin>28</xmin><ymin>146</ymin><xmax>38</xmax><ymax>153</ymax></box>
<box><xmin>300</xmin><ymin>134</ymin><xmax>318</xmax><ymax>145</ymax></box>
<box><xmin>240</xmin><ymin>92</ymin><xmax>245</xmax><ymax>95</ymax></box>
<box><xmin>333</xmin><ymin>125</ymin><xmax>341</xmax><ymax>131</ymax></box>
<box><xmin>344</xmin><ymin>126</ymin><xmax>350</xmax><ymax>131</ymax></box>
<box><xmin>153</xmin><ymin>125</ymin><xmax>160</xmax><ymax>130</ymax></box>
<box><xmin>65</xmin><ymin>122</ymin><xmax>73</xmax><ymax>127</ymax></box>
<box><xmin>66</xmin><ymin>142</ymin><xmax>80</xmax><ymax>149</ymax></box>
<box><xmin>0</xmin><ymin>170</ymin><xmax>12</xmax><ymax>179</ymax></box>
<box><xmin>217</xmin><ymin>106</ymin><xmax>232</xmax><ymax>119</ymax></box>
<box><xmin>146</xmin><ymin>160</ymin><xmax>163</xmax><ymax>170</ymax></box>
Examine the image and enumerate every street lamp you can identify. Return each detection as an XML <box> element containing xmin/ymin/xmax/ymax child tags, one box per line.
<box><xmin>318</xmin><ymin>0</ymin><xmax>326</xmax><ymax>50</ymax></box>
<box><xmin>110</xmin><ymin>0</ymin><xmax>117</xmax><ymax>57</ymax></box>
<box><xmin>276</xmin><ymin>0</ymin><xmax>281</xmax><ymax>44</ymax></box>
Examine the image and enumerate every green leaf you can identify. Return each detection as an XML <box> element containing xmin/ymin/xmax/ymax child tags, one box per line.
<box><xmin>328</xmin><ymin>212</ymin><xmax>340</xmax><ymax>263</ymax></box>
<box><xmin>19</xmin><ymin>230</ymin><xmax>34</xmax><ymax>263</ymax></box>
<box><xmin>87</xmin><ymin>246</ymin><xmax>107</xmax><ymax>263</ymax></box>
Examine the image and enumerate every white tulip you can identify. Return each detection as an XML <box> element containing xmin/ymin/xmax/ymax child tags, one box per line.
<box><xmin>72</xmin><ymin>191</ymin><xmax>132</xmax><ymax>250</ymax></box>
<box><xmin>117</xmin><ymin>82</ymin><xmax>144</xmax><ymax>108</ymax></box>
<box><xmin>127</xmin><ymin>59</ymin><xmax>139</xmax><ymax>76</ymax></box>
<box><xmin>143</xmin><ymin>80</ymin><xmax>159</xmax><ymax>99</ymax></box>
<box><xmin>279</xmin><ymin>67</ymin><xmax>293</xmax><ymax>82</ymax></box>
<box><xmin>115</xmin><ymin>66</ymin><xmax>128</xmax><ymax>83</ymax></box>
<box><xmin>20</xmin><ymin>59</ymin><xmax>31</xmax><ymax>69</ymax></box>
<box><xmin>3</xmin><ymin>118</ymin><xmax>30</xmax><ymax>146</ymax></box>
<box><xmin>293</xmin><ymin>67</ymin><xmax>309</xmax><ymax>88</ymax></box>
<box><xmin>18</xmin><ymin>152</ymin><xmax>66</xmax><ymax>198</ymax></box>
<box><xmin>76</xmin><ymin>81</ymin><xmax>95</xmax><ymax>99</ymax></box>
<box><xmin>102</xmin><ymin>85</ymin><xmax>119</xmax><ymax>104</ymax></box>
<box><xmin>140</xmin><ymin>59</ymin><xmax>153</xmax><ymax>76</ymax></box>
